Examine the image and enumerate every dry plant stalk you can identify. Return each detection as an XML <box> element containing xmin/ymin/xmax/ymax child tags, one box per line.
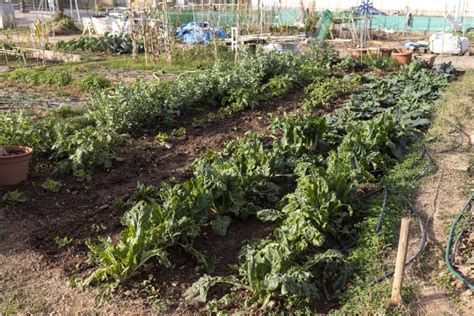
<box><xmin>162</xmin><ymin>2</ymin><xmax>173</xmax><ymax>64</ymax></box>
<box><xmin>129</xmin><ymin>10</ymin><xmax>138</xmax><ymax>62</ymax></box>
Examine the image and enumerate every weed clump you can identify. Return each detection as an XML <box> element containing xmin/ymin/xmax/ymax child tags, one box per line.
<box><xmin>77</xmin><ymin>73</ymin><xmax>111</xmax><ymax>91</ymax></box>
<box><xmin>4</xmin><ymin>67</ymin><xmax>72</xmax><ymax>86</ymax></box>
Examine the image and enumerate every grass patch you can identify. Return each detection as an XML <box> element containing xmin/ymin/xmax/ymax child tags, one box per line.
<box><xmin>1</xmin><ymin>45</ymin><xmax>234</xmax><ymax>88</ymax></box>
<box><xmin>3</xmin><ymin>67</ymin><xmax>72</xmax><ymax>86</ymax></box>
<box><xmin>76</xmin><ymin>73</ymin><xmax>111</xmax><ymax>91</ymax></box>
<box><xmin>430</xmin><ymin>71</ymin><xmax>474</xmax><ymax>141</ymax></box>
<box><xmin>335</xmin><ymin>148</ymin><xmax>427</xmax><ymax>313</ymax></box>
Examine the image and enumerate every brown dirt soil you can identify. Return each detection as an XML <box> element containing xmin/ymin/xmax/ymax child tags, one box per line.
<box><xmin>0</xmin><ymin>91</ymin><xmax>304</xmax><ymax>313</ymax></box>
<box><xmin>0</xmin><ymin>80</ymin><xmax>87</xmax><ymax>112</ymax></box>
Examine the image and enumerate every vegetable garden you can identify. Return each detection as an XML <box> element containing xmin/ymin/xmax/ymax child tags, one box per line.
<box><xmin>0</xmin><ymin>42</ymin><xmax>462</xmax><ymax>313</ymax></box>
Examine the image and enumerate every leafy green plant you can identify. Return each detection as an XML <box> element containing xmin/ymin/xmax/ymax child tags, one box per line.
<box><xmin>56</xmin><ymin>33</ymin><xmax>144</xmax><ymax>54</ymax></box>
<box><xmin>261</xmin><ymin>74</ymin><xmax>297</xmax><ymax>97</ymax></box>
<box><xmin>270</xmin><ymin>114</ymin><xmax>328</xmax><ymax>172</ymax></box>
<box><xmin>335</xmin><ymin>56</ymin><xmax>362</xmax><ymax>70</ymax></box>
<box><xmin>362</xmin><ymin>54</ymin><xmax>399</xmax><ymax>70</ymax></box>
<box><xmin>2</xmin><ymin>190</ymin><xmax>27</xmax><ymax>205</ymax></box>
<box><xmin>52</xmin><ymin>125</ymin><xmax>121</xmax><ymax>176</ymax></box>
<box><xmin>171</xmin><ymin>127</ymin><xmax>186</xmax><ymax>137</ymax></box>
<box><xmin>154</xmin><ymin>132</ymin><xmax>171</xmax><ymax>149</ymax></box>
<box><xmin>3</xmin><ymin>68</ymin><xmax>72</xmax><ymax>86</ymax></box>
<box><xmin>41</xmin><ymin>178</ymin><xmax>62</xmax><ymax>192</ymax></box>
<box><xmin>222</xmin><ymin>87</ymin><xmax>260</xmax><ymax>113</ymax></box>
<box><xmin>77</xmin><ymin>73</ymin><xmax>111</xmax><ymax>91</ymax></box>
<box><xmin>0</xmin><ymin>111</ymin><xmax>39</xmax><ymax>148</ymax></box>
<box><xmin>303</xmin><ymin>75</ymin><xmax>360</xmax><ymax>110</ymax></box>
<box><xmin>54</xmin><ymin>236</ymin><xmax>73</xmax><ymax>248</ymax></box>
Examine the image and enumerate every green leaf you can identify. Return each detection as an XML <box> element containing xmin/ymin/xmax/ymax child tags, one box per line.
<box><xmin>2</xmin><ymin>190</ymin><xmax>27</xmax><ymax>205</ymax></box>
<box><xmin>211</xmin><ymin>215</ymin><xmax>232</xmax><ymax>236</ymax></box>
<box><xmin>184</xmin><ymin>274</ymin><xmax>220</xmax><ymax>303</ymax></box>
<box><xmin>256</xmin><ymin>209</ymin><xmax>281</xmax><ymax>222</ymax></box>
<box><xmin>41</xmin><ymin>178</ymin><xmax>62</xmax><ymax>192</ymax></box>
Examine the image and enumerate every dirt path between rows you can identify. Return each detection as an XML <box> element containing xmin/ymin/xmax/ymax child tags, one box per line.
<box><xmin>410</xmin><ymin>72</ymin><xmax>474</xmax><ymax>315</ymax></box>
<box><xmin>0</xmin><ymin>91</ymin><xmax>304</xmax><ymax>313</ymax></box>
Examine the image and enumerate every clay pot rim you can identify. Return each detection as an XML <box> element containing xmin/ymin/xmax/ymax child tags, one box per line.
<box><xmin>415</xmin><ymin>54</ymin><xmax>437</xmax><ymax>58</ymax></box>
<box><xmin>392</xmin><ymin>49</ymin><xmax>413</xmax><ymax>56</ymax></box>
<box><xmin>349</xmin><ymin>48</ymin><xmax>369</xmax><ymax>51</ymax></box>
<box><xmin>0</xmin><ymin>146</ymin><xmax>33</xmax><ymax>160</ymax></box>
<box><xmin>368</xmin><ymin>47</ymin><xmax>393</xmax><ymax>51</ymax></box>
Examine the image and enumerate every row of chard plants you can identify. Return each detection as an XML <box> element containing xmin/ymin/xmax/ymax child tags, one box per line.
<box><xmin>0</xmin><ymin>43</ymin><xmax>337</xmax><ymax>178</ymax></box>
<box><xmin>77</xmin><ymin>55</ymin><xmax>451</xmax><ymax>312</ymax></box>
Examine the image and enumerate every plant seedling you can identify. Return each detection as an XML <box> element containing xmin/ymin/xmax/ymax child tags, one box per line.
<box><xmin>42</xmin><ymin>178</ymin><xmax>62</xmax><ymax>192</ymax></box>
<box><xmin>54</xmin><ymin>236</ymin><xmax>73</xmax><ymax>248</ymax></box>
<box><xmin>172</xmin><ymin>127</ymin><xmax>186</xmax><ymax>138</ymax></box>
<box><xmin>154</xmin><ymin>132</ymin><xmax>172</xmax><ymax>149</ymax></box>
<box><xmin>2</xmin><ymin>190</ymin><xmax>27</xmax><ymax>205</ymax></box>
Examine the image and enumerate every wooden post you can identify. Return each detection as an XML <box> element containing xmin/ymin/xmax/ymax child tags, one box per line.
<box><xmin>235</xmin><ymin>0</ymin><xmax>240</xmax><ymax>62</ymax></box>
<box><xmin>390</xmin><ymin>217</ymin><xmax>411</xmax><ymax>305</ymax></box>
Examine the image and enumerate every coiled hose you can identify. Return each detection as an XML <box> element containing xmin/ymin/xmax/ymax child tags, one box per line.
<box><xmin>370</xmin><ymin>203</ymin><xmax>427</xmax><ymax>284</ymax></box>
<box><xmin>370</xmin><ymin>148</ymin><xmax>433</xmax><ymax>284</ymax></box>
<box><xmin>445</xmin><ymin>194</ymin><xmax>474</xmax><ymax>290</ymax></box>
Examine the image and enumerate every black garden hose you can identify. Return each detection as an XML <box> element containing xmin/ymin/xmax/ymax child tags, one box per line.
<box><xmin>445</xmin><ymin>194</ymin><xmax>474</xmax><ymax>290</ymax></box>
<box><xmin>370</xmin><ymin>203</ymin><xmax>427</xmax><ymax>284</ymax></box>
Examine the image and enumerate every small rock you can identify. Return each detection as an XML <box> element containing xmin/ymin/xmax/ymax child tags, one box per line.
<box><xmin>460</xmin><ymin>289</ymin><xmax>472</xmax><ymax>297</ymax></box>
<box><xmin>438</xmin><ymin>260</ymin><xmax>445</xmax><ymax>269</ymax></box>
<box><xmin>458</xmin><ymin>265</ymin><xmax>471</xmax><ymax>276</ymax></box>
<box><xmin>171</xmin><ymin>281</ymin><xmax>178</xmax><ymax>287</ymax></box>
<box><xmin>451</xmin><ymin>279</ymin><xmax>464</xmax><ymax>289</ymax></box>
<box><xmin>469</xmin><ymin>232</ymin><xmax>474</xmax><ymax>243</ymax></box>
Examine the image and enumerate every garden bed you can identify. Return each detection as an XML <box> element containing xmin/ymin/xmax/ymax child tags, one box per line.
<box><xmin>0</xmin><ymin>42</ymin><xmax>467</xmax><ymax>314</ymax></box>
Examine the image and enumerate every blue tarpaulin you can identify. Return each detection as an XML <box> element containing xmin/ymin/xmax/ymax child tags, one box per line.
<box><xmin>176</xmin><ymin>22</ymin><xmax>226</xmax><ymax>45</ymax></box>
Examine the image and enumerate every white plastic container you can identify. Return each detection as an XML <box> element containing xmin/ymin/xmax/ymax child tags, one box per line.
<box><xmin>429</xmin><ymin>32</ymin><xmax>469</xmax><ymax>55</ymax></box>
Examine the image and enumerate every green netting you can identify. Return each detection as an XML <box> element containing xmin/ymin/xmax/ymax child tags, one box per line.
<box><xmin>168</xmin><ymin>8</ymin><xmax>302</xmax><ymax>28</ymax></box>
<box><xmin>167</xmin><ymin>8</ymin><xmax>474</xmax><ymax>33</ymax></box>
<box><xmin>316</xmin><ymin>10</ymin><xmax>333</xmax><ymax>40</ymax></box>
<box><xmin>369</xmin><ymin>14</ymin><xmax>474</xmax><ymax>32</ymax></box>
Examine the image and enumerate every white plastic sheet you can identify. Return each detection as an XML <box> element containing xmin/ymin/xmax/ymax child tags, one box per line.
<box><xmin>91</xmin><ymin>16</ymin><xmax>113</xmax><ymax>35</ymax></box>
<box><xmin>429</xmin><ymin>32</ymin><xmax>469</xmax><ymax>55</ymax></box>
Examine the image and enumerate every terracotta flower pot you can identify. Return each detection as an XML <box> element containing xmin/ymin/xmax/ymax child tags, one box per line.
<box><xmin>368</xmin><ymin>47</ymin><xmax>393</xmax><ymax>57</ymax></box>
<box><xmin>392</xmin><ymin>49</ymin><xmax>413</xmax><ymax>64</ymax></box>
<box><xmin>0</xmin><ymin>146</ymin><xmax>33</xmax><ymax>186</ymax></box>
<box><xmin>414</xmin><ymin>54</ymin><xmax>437</xmax><ymax>68</ymax></box>
<box><xmin>348</xmin><ymin>48</ymin><xmax>368</xmax><ymax>58</ymax></box>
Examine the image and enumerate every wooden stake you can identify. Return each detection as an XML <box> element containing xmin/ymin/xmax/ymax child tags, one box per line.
<box><xmin>235</xmin><ymin>0</ymin><xmax>240</xmax><ymax>62</ymax></box>
<box><xmin>390</xmin><ymin>217</ymin><xmax>411</xmax><ymax>306</ymax></box>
